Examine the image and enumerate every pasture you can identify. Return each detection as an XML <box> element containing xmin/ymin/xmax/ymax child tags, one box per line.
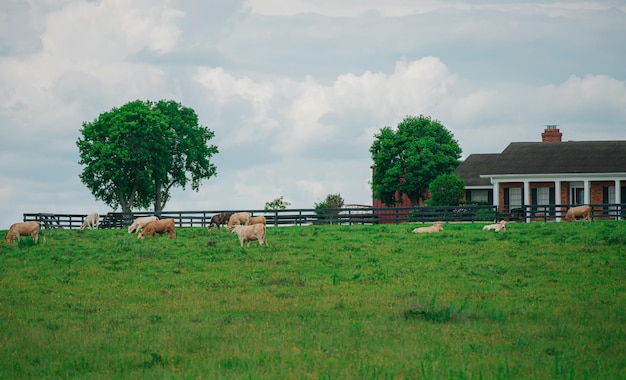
<box><xmin>1</xmin><ymin>221</ymin><xmax>624</xmax><ymax>379</ymax></box>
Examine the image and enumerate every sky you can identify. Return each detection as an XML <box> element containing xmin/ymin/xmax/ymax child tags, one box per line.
<box><xmin>1</xmin><ymin>0</ymin><xmax>626</xmax><ymax>230</ymax></box>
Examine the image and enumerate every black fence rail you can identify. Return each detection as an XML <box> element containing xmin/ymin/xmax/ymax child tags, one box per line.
<box><xmin>510</xmin><ymin>203</ymin><xmax>625</xmax><ymax>222</ymax></box>
<box><xmin>22</xmin><ymin>203</ymin><xmax>624</xmax><ymax>229</ymax></box>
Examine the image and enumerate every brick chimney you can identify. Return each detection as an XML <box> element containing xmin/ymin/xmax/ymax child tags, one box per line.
<box><xmin>541</xmin><ymin>125</ymin><xmax>562</xmax><ymax>142</ymax></box>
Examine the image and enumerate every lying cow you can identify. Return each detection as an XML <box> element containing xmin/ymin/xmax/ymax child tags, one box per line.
<box><xmin>227</xmin><ymin>212</ymin><xmax>251</xmax><ymax>231</ymax></box>
<box><xmin>5</xmin><ymin>221</ymin><xmax>44</xmax><ymax>243</ymax></box>
<box><xmin>128</xmin><ymin>215</ymin><xmax>159</xmax><ymax>233</ymax></box>
<box><xmin>247</xmin><ymin>215</ymin><xmax>267</xmax><ymax>226</ymax></box>
<box><xmin>80</xmin><ymin>212</ymin><xmax>99</xmax><ymax>230</ymax></box>
<box><xmin>207</xmin><ymin>212</ymin><xmax>234</xmax><ymax>231</ymax></box>
<box><xmin>138</xmin><ymin>218</ymin><xmax>176</xmax><ymax>239</ymax></box>
<box><xmin>412</xmin><ymin>222</ymin><xmax>444</xmax><ymax>234</ymax></box>
<box><xmin>565</xmin><ymin>205</ymin><xmax>592</xmax><ymax>222</ymax></box>
<box><xmin>231</xmin><ymin>223</ymin><xmax>266</xmax><ymax>247</ymax></box>
<box><xmin>483</xmin><ymin>220</ymin><xmax>508</xmax><ymax>232</ymax></box>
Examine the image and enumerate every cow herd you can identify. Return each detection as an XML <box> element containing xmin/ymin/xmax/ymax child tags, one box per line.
<box><xmin>5</xmin><ymin>205</ymin><xmax>597</xmax><ymax>244</ymax></box>
<box><xmin>2</xmin><ymin>211</ymin><xmax>268</xmax><ymax>247</ymax></box>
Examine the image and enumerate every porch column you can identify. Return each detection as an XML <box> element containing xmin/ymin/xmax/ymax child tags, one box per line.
<box><xmin>492</xmin><ymin>180</ymin><xmax>499</xmax><ymax>207</ymax></box>
<box><xmin>616</xmin><ymin>179</ymin><xmax>622</xmax><ymax>220</ymax></box>
<box><xmin>555</xmin><ymin>180</ymin><xmax>562</xmax><ymax>222</ymax></box>
<box><xmin>524</xmin><ymin>181</ymin><xmax>530</xmax><ymax>223</ymax></box>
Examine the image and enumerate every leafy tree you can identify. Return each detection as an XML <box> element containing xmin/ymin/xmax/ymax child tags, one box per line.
<box><xmin>370</xmin><ymin>115</ymin><xmax>462</xmax><ymax>206</ymax></box>
<box><xmin>314</xmin><ymin>193</ymin><xmax>345</xmax><ymax>224</ymax></box>
<box><xmin>77</xmin><ymin>100</ymin><xmax>218</xmax><ymax>213</ymax></box>
<box><xmin>265</xmin><ymin>196</ymin><xmax>291</xmax><ymax>211</ymax></box>
<box><xmin>427</xmin><ymin>174</ymin><xmax>465</xmax><ymax>206</ymax></box>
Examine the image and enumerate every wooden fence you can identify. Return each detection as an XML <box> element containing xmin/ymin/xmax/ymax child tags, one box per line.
<box><xmin>22</xmin><ymin>203</ymin><xmax>623</xmax><ymax>229</ymax></box>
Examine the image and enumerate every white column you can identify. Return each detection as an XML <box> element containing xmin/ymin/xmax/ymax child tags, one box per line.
<box><xmin>616</xmin><ymin>179</ymin><xmax>622</xmax><ymax>221</ymax></box>
<box><xmin>555</xmin><ymin>180</ymin><xmax>562</xmax><ymax>222</ymax></box>
<box><xmin>524</xmin><ymin>181</ymin><xmax>530</xmax><ymax>223</ymax></box>
<box><xmin>492</xmin><ymin>180</ymin><xmax>499</xmax><ymax>207</ymax></box>
<box><xmin>584</xmin><ymin>180</ymin><xmax>591</xmax><ymax>204</ymax></box>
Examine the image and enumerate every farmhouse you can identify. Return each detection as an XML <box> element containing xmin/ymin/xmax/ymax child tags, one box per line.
<box><xmin>455</xmin><ymin>126</ymin><xmax>626</xmax><ymax>221</ymax></box>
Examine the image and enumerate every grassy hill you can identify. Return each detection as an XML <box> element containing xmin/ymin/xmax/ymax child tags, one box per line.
<box><xmin>1</xmin><ymin>221</ymin><xmax>625</xmax><ymax>379</ymax></box>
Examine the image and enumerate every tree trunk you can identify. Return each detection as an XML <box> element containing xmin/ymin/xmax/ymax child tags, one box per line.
<box><xmin>154</xmin><ymin>184</ymin><xmax>164</xmax><ymax>213</ymax></box>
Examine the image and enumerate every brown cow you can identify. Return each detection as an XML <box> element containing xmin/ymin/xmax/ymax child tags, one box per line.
<box><xmin>207</xmin><ymin>212</ymin><xmax>234</xmax><ymax>231</ymax></box>
<box><xmin>138</xmin><ymin>218</ymin><xmax>176</xmax><ymax>239</ymax></box>
<box><xmin>231</xmin><ymin>224</ymin><xmax>266</xmax><ymax>247</ymax></box>
<box><xmin>412</xmin><ymin>222</ymin><xmax>444</xmax><ymax>234</ymax></box>
<box><xmin>564</xmin><ymin>205</ymin><xmax>592</xmax><ymax>222</ymax></box>
<box><xmin>5</xmin><ymin>221</ymin><xmax>44</xmax><ymax>243</ymax></box>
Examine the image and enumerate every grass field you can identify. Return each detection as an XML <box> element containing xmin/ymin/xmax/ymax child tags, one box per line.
<box><xmin>1</xmin><ymin>221</ymin><xmax>625</xmax><ymax>379</ymax></box>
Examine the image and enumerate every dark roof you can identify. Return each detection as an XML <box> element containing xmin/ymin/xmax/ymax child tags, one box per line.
<box><xmin>486</xmin><ymin>141</ymin><xmax>626</xmax><ymax>175</ymax></box>
<box><xmin>454</xmin><ymin>154</ymin><xmax>499</xmax><ymax>187</ymax></box>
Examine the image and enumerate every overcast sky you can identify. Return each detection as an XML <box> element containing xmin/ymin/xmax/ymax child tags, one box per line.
<box><xmin>1</xmin><ymin>1</ymin><xmax>625</xmax><ymax>229</ymax></box>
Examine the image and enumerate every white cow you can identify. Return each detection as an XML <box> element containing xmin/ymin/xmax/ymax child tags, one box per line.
<box><xmin>231</xmin><ymin>224</ymin><xmax>266</xmax><ymax>247</ymax></box>
<box><xmin>80</xmin><ymin>212</ymin><xmax>99</xmax><ymax>230</ymax></box>
<box><xmin>128</xmin><ymin>215</ymin><xmax>159</xmax><ymax>233</ymax></box>
<box><xmin>412</xmin><ymin>222</ymin><xmax>444</xmax><ymax>234</ymax></box>
<box><xmin>483</xmin><ymin>220</ymin><xmax>508</xmax><ymax>232</ymax></box>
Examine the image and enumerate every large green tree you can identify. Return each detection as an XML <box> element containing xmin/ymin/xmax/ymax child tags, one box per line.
<box><xmin>370</xmin><ymin>115</ymin><xmax>462</xmax><ymax>206</ymax></box>
<box><xmin>77</xmin><ymin>100</ymin><xmax>218</xmax><ymax>213</ymax></box>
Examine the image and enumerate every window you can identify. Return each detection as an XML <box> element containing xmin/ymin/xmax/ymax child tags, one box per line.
<box><xmin>537</xmin><ymin>187</ymin><xmax>550</xmax><ymax>211</ymax></box>
<box><xmin>509</xmin><ymin>188</ymin><xmax>522</xmax><ymax>209</ymax></box>
<box><xmin>471</xmin><ymin>190</ymin><xmax>489</xmax><ymax>203</ymax></box>
<box><xmin>608</xmin><ymin>186</ymin><xmax>616</xmax><ymax>204</ymax></box>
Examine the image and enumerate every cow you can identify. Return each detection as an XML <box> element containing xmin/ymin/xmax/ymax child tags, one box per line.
<box><xmin>207</xmin><ymin>212</ymin><xmax>234</xmax><ymax>231</ymax></box>
<box><xmin>565</xmin><ymin>205</ymin><xmax>592</xmax><ymax>222</ymax></box>
<box><xmin>483</xmin><ymin>220</ymin><xmax>508</xmax><ymax>232</ymax></box>
<box><xmin>231</xmin><ymin>223</ymin><xmax>266</xmax><ymax>247</ymax></box>
<box><xmin>80</xmin><ymin>212</ymin><xmax>99</xmax><ymax>230</ymax></box>
<box><xmin>138</xmin><ymin>218</ymin><xmax>176</xmax><ymax>239</ymax></box>
<box><xmin>5</xmin><ymin>221</ymin><xmax>44</xmax><ymax>243</ymax></box>
<box><xmin>246</xmin><ymin>215</ymin><xmax>267</xmax><ymax>226</ymax></box>
<box><xmin>128</xmin><ymin>215</ymin><xmax>159</xmax><ymax>233</ymax></box>
<box><xmin>226</xmin><ymin>212</ymin><xmax>251</xmax><ymax>231</ymax></box>
<box><xmin>412</xmin><ymin>222</ymin><xmax>444</xmax><ymax>234</ymax></box>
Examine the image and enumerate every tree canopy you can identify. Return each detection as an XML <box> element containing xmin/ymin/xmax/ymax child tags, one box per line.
<box><xmin>427</xmin><ymin>174</ymin><xmax>466</xmax><ymax>206</ymax></box>
<box><xmin>370</xmin><ymin>115</ymin><xmax>462</xmax><ymax>206</ymax></box>
<box><xmin>265</xmin><ymin>196</ymin><xmax>291</xmax><ymax>211</ymax></box>
<box><xmin>77</xmin><ymin>99</ymin><xmax>218</xmax><ymax>213</ymax></box>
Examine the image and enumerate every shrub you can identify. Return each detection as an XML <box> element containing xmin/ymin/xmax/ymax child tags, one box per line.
<box><xmin>314</xmin><ymin>193</ymin><xmax>345</xmax><ymax>224</ymax></box>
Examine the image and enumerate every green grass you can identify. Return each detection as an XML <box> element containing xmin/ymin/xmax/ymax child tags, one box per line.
<box><xmin>1</xmin><ymin>221</ymin><xmax>624</xmax><ymax>379</ymax></box>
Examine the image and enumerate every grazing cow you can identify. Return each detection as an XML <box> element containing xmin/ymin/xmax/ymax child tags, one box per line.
<box><xmin>80</xmin><ymin>212</ymin><xmax>99</xmax><ymax>230</ymax></box>
<box><xmin>207</xmin><ymin>212</ymin><xmax>234</xmax><ymax>231</ymax></box>
<box><xmin>231</xmin><ymin>224</ymin><xmax>266</xmax><ymax>247</ymax></box>
<box><xmin>483</xmin><ymin>220</ymin><xmax>508</xmax><ymax>232</ymax></box>
<box><xmin>565</xmin><ymin>205</ymin><xmax>592</xmax><ymax>222</ymax></box>
<box><xmin>138</xmin><ymin>218</ymin><xmax>176</xmax><ymax>239</ymax></box>
<box><xmin>5</xmin><ymin>221</ymin><xmax>44</xmax><ymax>244</ymax></box>
<box><xmin>412</xmin><ymin>222</ymin><xmax>444</xmax><ymax>234</ymax></box>
<box><xmin>128</xmin><ymin>215</ymin><xmax>159</xmax><ymax>233</ymax></box>
<box><xmin>226</xmin><ymin>212</ymin><xmax>251</xmax><ymax>231</ymax></box>
<box><xmin>246</xmin><ymin>215</ymin><xmax>267</xmax><ymax>226</ymax></box>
